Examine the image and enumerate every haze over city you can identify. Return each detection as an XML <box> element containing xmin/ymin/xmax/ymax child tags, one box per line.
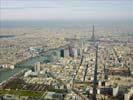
<box><xmin>1</xmin><ymin>0</ymin><xmax>133</xmax><ymax>21</ymax></box>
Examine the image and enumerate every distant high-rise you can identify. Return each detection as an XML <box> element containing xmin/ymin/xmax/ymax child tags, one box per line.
<box><xmin>60</xmin><ymin>49</ymin><xmax>64</xmax><ymax>58</ymax></box>
<box><xmin>91</xmin><ymin>25</ymin><xmax>95</xmax><ymax>42</ymax></box>
<box><xmin>64</xmin><ymin>48</ymin><xmax>70</xmax><ymax>58</ymax></box>
<box><xmin>69</xmin><ymin>46</ymin><xmax>74</xmax><ymax>57</ymax></box>
<box><xmin>73</xmin><ymin>48</ymin><xmax>78</xmax><ymax>58</ymax></box>
<box><xmin>77</xmin><ymin>48</ymin><xmax>81</xmax><ymax>56</ymax></box>
<box><xmin>34</xmin><ymin>62</ymin><xmax>40</xmax><ymax>74</ymax></box>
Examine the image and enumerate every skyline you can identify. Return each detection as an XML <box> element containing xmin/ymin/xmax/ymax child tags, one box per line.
<box><xmin>1</xmin><ymin>0</ymin><xmax>133</xmax><ymax>21</ymax></box>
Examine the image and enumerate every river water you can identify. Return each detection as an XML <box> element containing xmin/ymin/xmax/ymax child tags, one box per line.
<box><xmin>0</xmin><ymin>54</ymin><xmax>53</xmax><ymax>83</ymax></box>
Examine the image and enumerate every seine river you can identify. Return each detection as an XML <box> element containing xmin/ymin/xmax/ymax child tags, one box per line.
<box><xmin>0</xmin><ymin>54</ymin><xmax>52</xmax><ymax>83</ymax></box>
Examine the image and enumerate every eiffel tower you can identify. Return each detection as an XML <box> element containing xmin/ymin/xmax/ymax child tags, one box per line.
<box><xmin>91</xmin><ymin>25</ymin><xmax>95</xmax><ymax>42</ymax></box>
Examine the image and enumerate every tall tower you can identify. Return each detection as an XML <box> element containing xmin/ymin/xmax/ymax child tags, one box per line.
<box><xmin>60</xmin><ymin>49</ymin><xmax>64</xmax><ymax>58</ymax></box>
<box><xmin>69</xmin><ymin>46</ymin><xmax>74</xmax><ymax>57</ymax></box>
<box><xmin>34</xmin><ymin>62</ymin><xmax>40</xmax><ymax>74</ymax></box>
<box><xmin>73</xmin><ymin>48</ymin><xmax>78</xmax><ymax>58</ymax></box>
<box><xmin>64</xmin><ymin>48</ymin><xmax>70</xmax><ymax>58</ymax></box>
<box><xmin>91</xmin><ymin>25</ymin><xmax>95</xmax><ymax>42</ymax></box>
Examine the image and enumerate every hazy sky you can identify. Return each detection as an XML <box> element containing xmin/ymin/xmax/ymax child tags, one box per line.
<box><xmin>1</xmin><ymin>0</ymin><xmax>133</xmax><ymax>21</ymax></box>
